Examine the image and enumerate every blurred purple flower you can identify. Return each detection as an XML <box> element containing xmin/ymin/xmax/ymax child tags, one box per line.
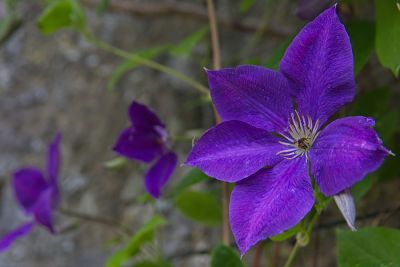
<box><xmin>0</xmin><ymin>134</ymin><xmax>61</xmax><ymax>252</ymax></box>
<box><xmin>186</xmin><ymin>6</ymin><xmax>391</xmax><ymax>255</ymax></box>
<box><xmin>297</xmin><ymin>0</ymin><xmax>336</xmax><ymax>20</ymax></box>
<box><xmin>113</xmin><ymin>101</ymin><xmax>177</xmax><ymax>198</ymax></box>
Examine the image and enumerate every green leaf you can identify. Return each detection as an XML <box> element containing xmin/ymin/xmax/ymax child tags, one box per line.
<box><xmin>337</xmin><ymin>227</ymin><xmax>400</xmax><ymax>267</ymax></box>
<box><xmin>352</xmin><ymin>174</ymin><xmax>377</xmax><ymax>201</ymax></box>
<box><xmin>107</xmin><ymin>45</ymin><xmax>168</xmax><ymax>91</ymax></box>
<box><xmin>169</xmin><ymin>27</ymin><xmax>208</xmax><ymax>56</ymax></box>
<box><xmin>106</xmin><ymin>216</ymin><xmax>166</xmax><ymax>267</ymax></box>
<box><xmin>352</xmin><ymin>88</ymin><xmax>390</xmax><ymax>117</ymax></box>
<box><xmin>240</xmin><ymin>0</ymin><xmax>256</xmax><ymax>13</ymax></box>
<box><xmin>346</xmin><ymin>21</ymin><xmax>375</xmax><ymax>75</ymax></box>
<box><xmin>175</xmin><ymin>190</ymin><xmax>222</xmax><ymax>225</ymax></box>
<box><xmin>264</xmin><ymin>37</ymin><xmax>292</xmax><ymax>70</ymax></box>
<box><xmin>104</xmin><ymin>157</ymin><xmax>128</xmax><ymax>170</ymax></box>
<box><xmin>375</xmin><ymin>0</ymin><xmax>400</xmax><ymax>77</ymax></box>
<box><xmin>271</xmin><ymin>223</ymin><xmax>302</xmax><ymax>242</ymax></box>
<box><xmin>168</xmin><ymin>168</ymin><xmax>209</xmax><ymax>198</ymax></box>
<box><xmin>210</xmin><ymin>244</ymin><xmax>244</xmax><ymax>267</ymax></box>
<box><xmin>132</xmin><ymin>260</ymin><xmax>173</xmax><ymax>267</ymax></box>
<box><xmin>37</xmin><ymin>0</ymin><xmax>86</xmax><ymax>35</ymax></box>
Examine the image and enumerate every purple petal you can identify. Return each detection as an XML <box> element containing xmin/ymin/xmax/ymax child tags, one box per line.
<box><xmin>32</xmin><ymin>188</ymin><xmax>56</xmax><ymax>233</ymax></box>
<box><xmin>280</xmin><ymin>6</ymin><xmax>355</xmax><ymax>126</ymax></box>
<box><xmin>230</xmin><ymin>158</ymin><xmax>314</xmax><ymax>255</ymax></box>
<box><xmin>145</xmin><ymin>151</ymin><xmax>177</xmax><ymax>198</ymax></box>
<box><xmin>297</xmin><ymin>0</ymin><xmax>335</xmax><ymax>21</ymax></box>
<box><xmin>333</xmin><ymin>189</ymin><xmax>356</xmax><ymax>231</ymax></box>
<box><xmin>13</xmin><ymin>168</ymin><xmax>48</xmax><ymax>213</ymax></box>
<box><xmin>311</xmin><ymin>116</ymin><xmax>390</xmax><ymax>196</ymax></box>
<box><xmin>129</xmin><ymin>101</ymin><xmax>165</xmax><ymax>131</ymax></box>
<box><xmin>47</xmin><ymin>133</ymin><xmax>61</xmax><ymax>189</ymax></box>
<box><xmin>207</xmin><ymin>65</ymin><xmax>294</xmax><ymax>132</ymax></box>
<box><xmin>0</xmin><ymin>222</ymin><xmax>35</xmax><ymax>252</ymax></box>
<box><xmin>113</xmin><ymin>127</ymin><xmax>165</xmax><ymax>163</ymax></box>
<box><xmin>186</xmin><ymin>120</ymin><xmax>284</xmax><ymax>182</ymax></box>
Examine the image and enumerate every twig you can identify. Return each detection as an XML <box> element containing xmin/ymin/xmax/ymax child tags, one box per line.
<box><xmin>80</xmin><ymin>0</ymin><xmax>289</xmax><ymax>38</ymax></box>
<box><xmin>58</xmin><ymin>207</ymin><xmax>133</xmax><ymax>235</ymax></box>
<box><xmin>283</xmin><ymin>241</ymin><xmax>300</xmax><ymax>267</ymax></box>
<box><xmin>252</xmin><ymin>241</ymin><xmax>265</xmax><ymax>267</ymax></box>
<box><xmin>207</xmin><ymin>0</ymin><xmax>221</xmax><ymax>70</ymax></box>
<box><xmin>271</xmin><ymin>242</ymin><xmax>281</xmax><ymax>267</ymax></box>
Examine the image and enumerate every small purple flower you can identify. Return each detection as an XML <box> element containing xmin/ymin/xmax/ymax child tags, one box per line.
<box><xmin>113</xmin><ymin>101</ymin><xmax>177</xmax><ymax>198</ymax></box>
<box><xmin>186</xmin><ymin>6</ymin><xmax>392</xmax><ymax>255</ymax></box>
<box><xmin>0</xmin><ymin>134</ymin><xmax>61</xmax><ymax>252</ymax></box>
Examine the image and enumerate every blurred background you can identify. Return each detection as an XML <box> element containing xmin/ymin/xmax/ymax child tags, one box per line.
<box><xmin>0</xmin><ymin>0</ymin><xmax>399</xmax><ymax>266</ymax></box>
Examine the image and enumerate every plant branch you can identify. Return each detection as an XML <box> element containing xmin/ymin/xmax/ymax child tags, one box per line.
<box><xmin>283</xmin><ymin>241</ymin><xmax>300</xmax><ymax>267</ymax></box>
<box><xmin>58</xmin><ymin>207</ymin><xmax>133</xmax><ymax>235</ymax></box>
<box><xmin>80</xmin><ymin>0</ymin><xmax>289</xmax><ymax>38</ymax></box>
<box><xmin>81</xmin><ymin>30</ymin><xmax>210</xmax><ymax>96</ymax></box>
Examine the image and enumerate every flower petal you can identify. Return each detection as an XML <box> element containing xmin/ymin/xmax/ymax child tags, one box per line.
<box><xmin>13</xmin><ymin>168</ymin><xmax>48</xmax><ymax>213</ymax></box>
<box><xmin>0</xmin><ymin>222</ymin><xmax>35</xmax><ymax>252</ymax></box>
<box><xmin>113</xmin><ymin>127</ymin><xmax>165</xmax><ymax>163</ymax></box>
<box><xmin>186</xmin><ymin>120</ymin><xmax>284</xmax><ymax>182</ymax></box>
<box><xmin>311</xmin><ymin>116</ymin><xmax>390</xmax><ymax>196</ymax></box>
<box><xmin>129</xmin><ymin>101</ymin><xmax>165</xmax><ymax>131</ymax></box>
<box><xmin>207</xmin><ymin>65</ymin><xmax>294</xmax><ymax>132</ymax></box>
<box><xmin>230</xmin><ymin>158</ymin><xmax>314</xmax><ymax>255</ymax></box>
<box><xmin>32</xmin><ymin>188</ymin><xmax>56</xmax><ymax>233</ymax></box>
<box><xmin>280</xmin><ymin>6</ymin><xmax>355</xmax><ymax>126</ymax></box>
<box><xmin>145</xmin><ymin>151</ymin><xmax>177</xmax><ymax>198</ymax></box>
<box><xmin>47</xmin><ymin>133</ymin><xmax>61</xmax><ymax>188</ymax></box>
<box><xmin>333</xmin><ymin>189</ymin><xmax>356</xmax><ymax>231</ymax></box>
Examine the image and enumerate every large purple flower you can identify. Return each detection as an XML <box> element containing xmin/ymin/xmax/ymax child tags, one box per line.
<box><xmin>186</xmin><ymin>6</ymin><xmax>391</xmax><ymax>255</ymax></box>
<box><xmin>113</xmin><ymin>101</ymin><xmax>177</xmax><ymax>198</ymax></box>
<box><xmin>0</xmin><ymin>134</ymin><xmax>61</xmax><ymax>252</ymax></box>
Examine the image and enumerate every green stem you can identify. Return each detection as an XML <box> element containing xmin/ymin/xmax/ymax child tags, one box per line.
<box><xmin>283</xmin><ymin>241</ymin><xmax>300</xmax><ymax>267</ymax></box>
<box><xmin>81</xmin><ymin>31</ymin><xmax>210</xmax><ymax>96</ymax></box>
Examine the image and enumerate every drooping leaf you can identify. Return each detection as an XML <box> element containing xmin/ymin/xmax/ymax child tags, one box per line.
<box><xmin>375</xmin><ymin>0</ymin><xmax>400</xmax><ymax>77</ymax></box>
<box><xmin>240</xmin><ymin>0</ymin><xmax>256</xmax><ymax>13</ymax></box>
<box><xmin>346</xmin><ymin>21</ymin><xmax>375</xmax><ymax>75</ymax></box>
<box><xmin>107</xmin><ymin>46</ymin><xmax>168</xmax><ymax>91</ymax></box>
<box><xmin>210</xmin><ymin>244</ymin><xmax>244</xmax><ymax>267</ymax></box>
<box><xmin>175</xmin><ymin>190</ymin><xmax>222</xmax><ymax>225</ymax></box>
<box><xmin>337</xmin><ymin>227</ymin><xmax>400</xmax><ymax>267</ymax></box>
<box><xmin>270</xmin><ymin>223</ymin><xmax>302</xmax><ymax>242</ymax></box>
<box><xmin>169</xmin><ymin>27</ymin><xmax>208</xmax><ymax>56</ymax></box>
<box><xmin>168</xmin><ymin>168</ymin><xmax>209</xmax><ymax>198</ymax></box>
<box><xmin>37</xmin><ymin>0</ymin><xmax>86</xmax><ymax>35</ymax></box>
<box><xmin>106</xmin><ymin>216</ymin><xmax>166</xmax><ymax>267</ymax></box>
<box><xmin>264</xmin><ymin>37</ymin><xmax>292</xmax><ymax>70</ymax></box>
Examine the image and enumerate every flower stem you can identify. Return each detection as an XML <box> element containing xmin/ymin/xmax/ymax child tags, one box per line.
<box><xmin>58</xmin><ymin>207</ymin><xmax>133</xmax><ymax>236</ymax></box>
<box><xmin>206</xmin><ymin>0</ymin><xmax>231</xmax><ymax>246</ymax></box>
<box><xmin>283</xmin><ymin>241</ymin><xmax>300</xmax><ymax>267</ymax></box>
<box><xmin>80</xmin><ymin>30</ymin><xmax>210</xmax><ymax>96</ymax></box>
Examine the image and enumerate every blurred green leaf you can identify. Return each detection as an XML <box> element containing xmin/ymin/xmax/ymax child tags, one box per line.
<box><xmin>271</xmin><ymin>223</ymin><xmax>302</xmax><ymax>242</ymax></box>
<box><xmin>168</xmin><ymin>168</ymin><xmax>209</xmax><ymax>198</ymax></box>
<box><xmin>132</xmin><ymin>260</ymin><xmax>173</xmax><ymax>267</ymax></box>
<box><xmin>264</xmin><ymin>38</ymin><xmax>292</xmax><ymax>70</ymax></box>
<box><xmin>96</xmin><ymin>0</ymin><xmax>109</xmax><ymax>14</ymax></box>
<box><xmin>104</xmin><ymin>157</ymin><xmax>128</xmax><ymax>170</ymax></box>
<box><xmin>106</xmin><ymin>216</ymin><xmax>166</xmax><ymax>267</ymax></box>
<box><xmin>175</xmin><ymin>190</ymin><xmax>222</xmax><ymax>225</ymax></box>
<box><xmin>37</xmin><ymin>0</ymin><xmax>86</xmax><ymax>35</ymax></box>
<box><xmin>169</xmin><ymin>27</ymin><xmax>208</xmax><ymax>56</ymax></box>
<box><xmin>352</xmin><ymin>174</ymin><xmax>377</xmax><ymax>201</ymax></box>
<box><xmin>337</xmin><ymin>227</ymin><xmax>400</xmax><ymax>267</ymax></box>
<box><xmin>352</xmin><ymin>88</ymin><xmax>390</xmax><ymax>117</ymax></box>
<box><xmin>346</xmin><ymin>21</ymin><xmax>375</xmax><ymax>75</ymax></box>
<box><xmin>375</xmin><ymin>0</ymin><xmax>400</xmax><ymax>77</ymax></box>
<box><xmin>240</xmin><ymin>0</ymin><xmax>256</xmax><ymax>13</ymax></box>
<box><xmin>210</xmin><ymin>244</ymin><xmax>244</xmax><ymax>267</ymax></box>
<box><xmin>107</xmin><ymin>46</ymin><xmax>168</xmax><ymax>91</ymax></box>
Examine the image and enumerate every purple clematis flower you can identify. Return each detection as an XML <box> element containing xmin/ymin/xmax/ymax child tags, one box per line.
<box><xmin>186</xmin><ymin>6</ymin><xmax>392</xmax><ymax>255</ymax></box>
<box><xmin>0</xmin><ymin>134</ymin><xmax>61</xmax><ymax>252</ymax></box>
<box><xmin>113</xmin><ymin>101</ymin><xmax>177</xmax><ymax>199</ymax></box>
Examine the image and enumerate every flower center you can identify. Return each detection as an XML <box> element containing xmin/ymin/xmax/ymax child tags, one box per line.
<box><xmin>277</xmin><ymin>111</ymin><xmax>320</xmax><ymax>160</ymax></box>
